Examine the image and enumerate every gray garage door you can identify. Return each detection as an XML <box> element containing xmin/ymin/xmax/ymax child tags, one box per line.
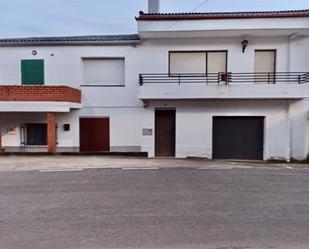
<box><xmin>213</xmin><ymin>117</ymin><xmax>264</xmax><ymax>160</ymax></box>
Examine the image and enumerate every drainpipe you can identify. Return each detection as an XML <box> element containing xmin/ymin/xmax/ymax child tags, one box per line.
<box><xmin>286</xmin><ymin>34</ymin><xmax>295</xmax><ymax>161</ymax></box>
<box><xmin>287</xmin><ymin>100</ymin><xmax>292</xmax><ymax>162</ymax></box>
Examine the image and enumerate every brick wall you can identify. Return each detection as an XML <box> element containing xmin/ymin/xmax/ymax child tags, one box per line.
<box><xmin>47</xmin><ymin>112</ymin><xmax>56</xmax><ymax>153</ymax></box>
<box><xmin>0</xmin><ymin>86</ymin><xmax>81</xmax><ymax>103</ymax></box>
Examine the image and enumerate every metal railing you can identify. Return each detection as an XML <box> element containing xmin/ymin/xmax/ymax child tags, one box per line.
<box><xmin>139</xmin><ymin>72</ymin><xmax>309</xmax><ymax>85</ymax></box>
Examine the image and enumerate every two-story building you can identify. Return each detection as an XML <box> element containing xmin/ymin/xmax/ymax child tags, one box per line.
<box><xmin>0</xmin><ymin>1</ymin><xmax>308</xmax><ymax>161</ymax></box>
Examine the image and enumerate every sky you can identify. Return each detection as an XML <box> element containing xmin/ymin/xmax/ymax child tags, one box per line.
<box><xmin>0</xmin><ymin>0</ymin><xmax>308</xmax><ymax>38</ymax></box>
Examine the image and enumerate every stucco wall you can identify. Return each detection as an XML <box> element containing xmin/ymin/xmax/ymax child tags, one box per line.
<box><xmin>137</xmin><ymin>36</ymin><xmax>290</xmax><ymax>74</ymax></box>
<box><xmin>0</xmin><ymin>45</ymin><xmax>143</xmax><ymax>107</ymax></box>
<box><xmin>1</xmin><ymin>111</ymin><xmax>80</xmax><ymax>151</ymax></box>
<box><xmin>142</xmin><ymin>100</ymin><xmax>292</xmax><ymax>160</ymax></box>
<box><xmin>0</xmin><ymin>36</ymin><xmax>307</xmax><ymax>105</ymax></box>
<box><xmin>0</xmin><ymin>35</ymin><xmax>308</xmax><ymax>158</ymax></box>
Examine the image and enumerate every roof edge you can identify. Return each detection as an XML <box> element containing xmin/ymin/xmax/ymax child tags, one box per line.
<box><xmin>0</xmin><ymin>34</ymin><xmax>141</xmax><ymax>47</ymax></box>
<box><xmin>136</xmin><ymin>9</ymin><xmax>309</xmax><ymax>21</ymax></box>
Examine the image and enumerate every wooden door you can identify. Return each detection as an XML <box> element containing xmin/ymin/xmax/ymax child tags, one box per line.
<box><xmin>155</xmin><ymin>110</ymin><xmax>176</xmax><ymax>157</ymax></box>
<box><xmin>80</xmin><ymin>118</ymin><xmax>110</xmax><ymax>152</ymax></box>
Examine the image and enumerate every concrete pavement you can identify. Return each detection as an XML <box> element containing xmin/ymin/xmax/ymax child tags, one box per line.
<box><xmin>0</xmin><ymin>155</ymin><xmax>308</xmax><ymax>172</ymax></box>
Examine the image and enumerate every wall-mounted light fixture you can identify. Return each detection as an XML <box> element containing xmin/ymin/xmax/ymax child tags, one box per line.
<box><xmin>32</xmin><ymin>50</ymin><xmax>37</xmax><ymax>56</ymax></box>
<box><xmin>241</xmin><ymin>39</ymin><xmax>249</xmax><ymax>53</ymax></box>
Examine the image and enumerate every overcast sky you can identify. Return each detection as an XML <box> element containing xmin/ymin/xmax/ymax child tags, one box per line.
<box><xmin>0</xmin><ymin>0</ymin><xmax>308</xmax><ymax>38</ymax></box>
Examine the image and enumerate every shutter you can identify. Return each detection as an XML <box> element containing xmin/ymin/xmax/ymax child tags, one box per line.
<box><xmin>207</xmin><ymin>52</ymin><xmax>227</xmax><ymax>74</ymax></box>
<box><xmin>169</xmin><ymin>52</ymin><xmax>206</xmax><ymax>74</ymax></box>
<box><xmin>83</xmin><ymin>58</ymin><xmax>125</xmax><ymax>86</ymax></box>
<box><xmin>254</xmin><ymin>51</ymin><xmax>276</xmax><ymax>84</ymax></box>
<box><xmin>21</xmin><ymin>60</ymin><xmax>44</xmax><ymax>85</ymax></box>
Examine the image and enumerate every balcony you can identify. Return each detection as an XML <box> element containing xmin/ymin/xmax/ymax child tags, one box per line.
<box><xmin>0</xmin><ymin>85</ymin><xmax>81</xmax><ymax>112</ymax></box>
<box><xmin>138</xmin><ymin>72</ymin><xmax>309</xmax><ymax>100</ymax></box>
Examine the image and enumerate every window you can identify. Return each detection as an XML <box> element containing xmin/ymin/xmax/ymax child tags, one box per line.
<box><xmin>207</xmin><ymin>52</ymin><xmax>227</xmax><ymax>74</ymax></box>
<box><xmin>83</xmin><ymin>58</ymin><xmax>125</xmax><ymax>86</ymax></box>
<box><xmin>169</xmin><ymin>52</ymin><xmax>206</xmax><ymax>74</ymax></box>
<box><xmin>21</xmin><ymin>59</ymin><xmax>44</xmax><ymax>85</ymax></box>
<box><xmin>254</xmin><ymin>50</ymin><xmax>276</xmax><ymax>84</ymax></box>
<box><xmin>169</xmin><ymin>51</ymin><xmax>227</xmax><ymax>75</ymax></box>
<box><xmin>24</xmin><ymin>124</ymin><xmax>47</xmax><ymax>146</ymax></box>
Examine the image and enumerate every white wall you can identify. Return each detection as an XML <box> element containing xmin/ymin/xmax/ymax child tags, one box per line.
<box><xmin>0</xmin><ymin>33</ymin><xmax>308</xmax><ymax>158</ymax></box>
<box><xmin>289</xmin><ymin>36</ymin><xmax>309</xmax><ymax>72</ymax></box>
<box><xmin>0</xmin><ymin>45</ymin><xmax>143</xmax><ymax>107</ymax></box>
<box><xmin>56</xmin><ymin>111</ymin><xmax>80</xmax><ymax>151</ymax></box>
<box><xmin>289</xmin><ymin>98</ymin><xmax>309</xmax><ymax>160</ymax></box>
<box><xmin>0</xmin><ymin>36</ymin><xmax>305</xmax><ymax>104</ymax></box>
<box><xmin>2</xmin><ymin>112</ymin><xmax>46</xmax><ymax>148</ymax></box>
<box><xmin>138</xmin><ymin>17</ymin><xmax>309</xmax><ymax>38</ymax></box>
<box><xmin>1</xmin><ymin>107</ymin><xmax>148</xmax><ymax>152</ymax></box>
<box><xmin>79</xmin><ymin>106</ymin><xmax>146</xmax><ymax>152</ymax></box>
<box><xmin>1</xmin><ymin>111</ymin><xmax>79</xmax><ymax>151</ymax></box>
<box><xmin>137</xmin><ymin>36</ymin><xmax>289</xmax><ymax>74</ymax></box>
<box><xmin>142</xmin><ymin>100</ymin><xmax>291</xmax><ymax>160</ymax></box>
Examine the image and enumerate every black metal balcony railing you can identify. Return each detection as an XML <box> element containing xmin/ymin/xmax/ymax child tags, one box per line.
<box><xmin>139</xmin><ymin>72</ymin><xmax>309</xmax><ymax>85</ymax></box>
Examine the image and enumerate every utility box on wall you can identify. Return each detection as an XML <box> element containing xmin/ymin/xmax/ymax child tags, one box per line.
<box><xmin>63</xmin><ymin>124</ymin><xmax>70</xmax><ymax>131</ymax></box>
<box><xmin>143</xmin><ymin>128</ymin><xmax>153</xmax><ymax>136</ymax></box>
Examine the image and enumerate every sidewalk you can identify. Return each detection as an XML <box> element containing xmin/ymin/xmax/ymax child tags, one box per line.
<box><xmin>0</xmin><ymin>155</ymin><xmax>308</xmax><ymax>172</ymax></box>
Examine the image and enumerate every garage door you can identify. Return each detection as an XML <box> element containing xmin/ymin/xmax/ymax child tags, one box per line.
<box><xmin>213</xmin><ymin>117</ymin><xmax>264</xmax><ymax>160</ymax></box>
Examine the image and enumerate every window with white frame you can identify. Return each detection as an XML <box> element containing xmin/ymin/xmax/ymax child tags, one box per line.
<box><xmin>83</xmin><ymin>58</ymin><xmax>125</xmax><ymax>86</ymax></box>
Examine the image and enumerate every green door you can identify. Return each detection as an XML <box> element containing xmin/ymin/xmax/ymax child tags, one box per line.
<box><xmin>21</xmin><ymin>59</ymin><xmax>44</xmax><ymax>85</ymax></box>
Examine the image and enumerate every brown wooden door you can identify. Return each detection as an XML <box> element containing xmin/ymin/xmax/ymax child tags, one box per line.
<box><xmin>155</xmin><ymin>110</ymin><xmax>176</xmax><ymax>157</ymax></box>
<box><xmin>80</xmin><ymin>118</ymin><xmax>110</xmax><ymax>152</ymax></box>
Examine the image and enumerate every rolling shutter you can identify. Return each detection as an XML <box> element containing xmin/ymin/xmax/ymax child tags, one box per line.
<box><xmin>207</xmin><ymin>52</ymin><xmax>227</xmax><ymax>74</ymax></box>
<box><xmin>169</xmin><ymin>52</ymin><xmax>206</xmax><ymax>74</ymax></box>
<box><xmin>83</xmin><ymin>58</ymin><xmax>125</xmax><ymax>86</ymax></box>
<box><xmin>254</xmin><ymin>51</ymin><xmax>276</xmax><ymax>84</ymax></box>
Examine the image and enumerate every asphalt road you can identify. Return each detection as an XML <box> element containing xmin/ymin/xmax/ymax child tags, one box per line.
<box><xmin>0</xmin><ymin>168</ymin><xmax>309</xmax><ymax>249</ymax></box>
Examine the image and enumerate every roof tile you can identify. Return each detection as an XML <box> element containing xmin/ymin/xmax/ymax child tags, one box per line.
<box><xmin>136</xmin><ymin>9</ymin><xmax>309</xmax><ymax>20</ymax></box>
<box><xmin>0</xmin><ymin>34</ymin><xmax>141</xmax><ymax>46</ymax></box>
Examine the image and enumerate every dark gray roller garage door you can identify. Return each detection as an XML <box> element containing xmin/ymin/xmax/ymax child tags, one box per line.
<box><xmin>213</xmin><ymin>117</ymin><xmax>264</xmax><ymax>160</ymax></box>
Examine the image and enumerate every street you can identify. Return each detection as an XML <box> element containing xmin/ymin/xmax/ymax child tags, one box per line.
<box><xmin>0</xmin><ymin>166</ymin><xmax>309</xmax><ymax>249</ymax></box>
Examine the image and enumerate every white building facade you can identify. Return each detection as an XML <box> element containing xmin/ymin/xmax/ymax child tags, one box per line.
<box><xmin>0</xmin><ymin>6</ymin><xmax>309</xmax><ymax>161</ymax></box>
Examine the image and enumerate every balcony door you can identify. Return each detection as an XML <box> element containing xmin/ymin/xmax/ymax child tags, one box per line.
<box><xmin>254</xmin><ymin>50</ymin><xmax>276</xmax><ymax>84</ymax></box>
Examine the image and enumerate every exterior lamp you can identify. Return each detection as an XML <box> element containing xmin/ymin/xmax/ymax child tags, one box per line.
<box><xmin>241</xmin><ymin>39</ymin><xmax>249</xmax><ymax>53</ymax></box>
